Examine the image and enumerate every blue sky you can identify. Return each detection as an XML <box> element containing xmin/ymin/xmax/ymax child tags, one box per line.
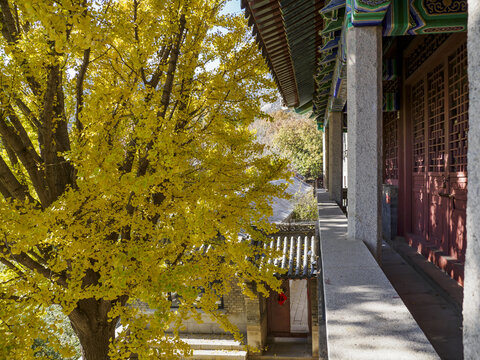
<box><xmin>220</xmin><ymin>0</ymin><xmax>242</xmax><ymax>16</ymax></box>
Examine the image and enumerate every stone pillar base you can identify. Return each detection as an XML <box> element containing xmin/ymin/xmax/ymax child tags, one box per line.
<box><xmin>246</xmin><ymin>320</ymin><xmax>267</xmax><ymax>353</ymax></box>
<box><xmin>311</xmin><ymin>324</ymin><xmax>319</xmax><ymax>357</ymax></box>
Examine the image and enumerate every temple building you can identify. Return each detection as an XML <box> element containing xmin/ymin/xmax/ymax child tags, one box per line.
<box><xmin>241</xmin><ymin>0</ymin><xmax>480</xmax><ymax>359</ymax></box>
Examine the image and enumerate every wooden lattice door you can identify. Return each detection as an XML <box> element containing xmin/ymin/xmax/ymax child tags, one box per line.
<box><xmin>407</xmin><ymin>35</ymin><xmax>468</xmax><ymax>265</ymax></box>
<box><xmin>447</xmin><ymin>42</ymin><xmax>468</xmax><ymax>262</ymax></box>
<box><xmin>426</xmin><ymin>63</ymin><xmax>449</xmax><ymax>253</ymax></box>
<box><xmin>411</xmin><ymin>78</ymin><xmax>427</xmax><ymax>238</ymax></box>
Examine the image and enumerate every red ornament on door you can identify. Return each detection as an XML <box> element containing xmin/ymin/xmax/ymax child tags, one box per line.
<box><xmin>278</xmin><ymin>292</ymin><xmax>287</xmax><ymax>305</ymax></box>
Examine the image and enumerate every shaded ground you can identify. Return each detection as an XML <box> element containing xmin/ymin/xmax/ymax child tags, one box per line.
<box><xmin>381</xmin><ymin>242</ymin><xmax>463</xmax><ymax>360</ymax></box>
<box><xmin>249</xmin><ymin>338</ymin><xmax>313</xmax><ymax>360</ymax></box>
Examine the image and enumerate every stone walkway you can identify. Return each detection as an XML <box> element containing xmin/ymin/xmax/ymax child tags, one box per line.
<box><xmin>381</xmin><ymin>241</ymin><xmax>463</xmax><ymax>360</ymax></box>
<box><xmin>318</xmin><ymin>189</ymin><xmax>438</xmax><ymax>360</ymax></box>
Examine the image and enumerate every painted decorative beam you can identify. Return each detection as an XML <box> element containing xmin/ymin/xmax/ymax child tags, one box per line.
<box><xmin>384</xmin><ymin>0</ymin><xmax>467</xmax><ymax>36</ymax></box>
<box><xmin>348</xmin><ymin>0</ymin><xmax>391</xmax><ymax>26</ymax></box>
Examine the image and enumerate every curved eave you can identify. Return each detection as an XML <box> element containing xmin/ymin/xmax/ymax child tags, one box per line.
<box><xmin>242</xmin><ymin>0</ymin><xmax>299</xmax><ymax>107</ymax></box>
<box><xmin>241</xmin><ymin>0</ymin><xmax>325</xmax><ymax>109</ymax></box>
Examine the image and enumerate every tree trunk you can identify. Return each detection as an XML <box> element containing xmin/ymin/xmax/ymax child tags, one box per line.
<box><xmin>68</xmin><ymin>298</ymin><xmax>118</xmax><ymax>360</ymax></box>
<box><xmin>77</xmin><ymin>328</ymin><xmax>112</xmax><ymax>360</ymax></box>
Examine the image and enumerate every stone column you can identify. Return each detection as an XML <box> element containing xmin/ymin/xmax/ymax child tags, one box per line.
<box><xmin>324</xmin><ymin>125</ymin><xmax>329</xmax><ymax>190</ymax></box>
<box><xmin>464</xmin><ymin>2</ymin><xmax>480</xmax><ymax>358</ymax></box>
<box><xmin>328</xmin><ymin>112</ymin><xmax>343</xmax><ymax>206</ymax></box>
<box><xmin>346</xmin><ymin>26</ymin><xmax>382</xmax><ymax>261</ymax></box>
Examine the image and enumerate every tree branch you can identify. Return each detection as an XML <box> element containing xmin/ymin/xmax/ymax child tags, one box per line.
<box><xmin>75</xmin><ymin>48</ymin><xmax>90</xmax><ymax>131</ymax></box>
<box><xmin>136</xmin><ymin>14</ymin><xmax>186</xmax><ymax>178</ymax></box>
<box><xmin>0</xmin><ymin>112</ymin><xmax>48</xmax><ymax>205</ymax></box>
<box><xmin>14</xmin><ymin>98</ymin><xmax>41</xmax><ymax>129</ymax></box>
<box><xmin>120</xmin><ymin>137</ymin><xmax>136</xmax><ymax>174</ymax></box>
<box><xmin>1</xmin><ymin>136</ymin><xmax>28</xmax><ymax>187</ymax></box>
<box><xmin>148</xmin><ymin>45</ymin><xmax>171</xmax><ymax>89</ymax></box>
<box><xmin>39</xmin><ymin>64</ymin><xmax>62</xmax><ymax>201</ymax></box>
<box><xmin>0</xmin><ymin>178</ymin><xmax>12</xmax><ymax>199</ymax></box>
<box><xmin>0</xmin><ymin>153</ymin><xmax>34</xmax><ymax>203</ymax></box>
<box><xmin>53</xmin><ymin>71</ymin><xmax>70</xmax><ymax>153</ymax></box>
<box><xmin>0</xmin><ymin>0</ymin><xmax>40</xmax><ymax>95</ymax></box>
<box><xmin>0</xmin><ymin>241</ymin><xmax>67</xmax><ymax>288</ymax></box>
<box><xmin>157</xmin><ymin>14</ymin><xmax>186</xmax><ymax>120</ymax></box>
<box><xmin>0</xmin><ymin>257</ymin><xmax>24</xmax><ymax>278</ymax></box>
<box><xmin>2</xmin><ymin>102</ymin><xmax>42</xmax><ymax>163</ymax></box>
<box><xmin>0</xmin><ymin>0</ymin><xmax>19</xmax><ymax>43</ymax></box>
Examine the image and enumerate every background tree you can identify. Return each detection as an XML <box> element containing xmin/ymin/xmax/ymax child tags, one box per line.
<box><xmin>253</xmin><ymin>110</ymin><xmax>323</xmax><ymax>179</ymax></box>
<box><xmin>273</xmin><ymin>116</ymin><xmax>323</xmax><ymax>179</ymax></box>
<box><xmin>290</xmin><ymin>191</ymin><xmax>318</xmax><ymax>221</ymax></box>
<box><xmin>0</xmin><ymin>1</ymin><xmax>288</xmax><ymax>359</ymax></box>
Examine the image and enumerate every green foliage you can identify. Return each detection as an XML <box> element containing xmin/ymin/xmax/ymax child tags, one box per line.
<box><xmin>273</xmin><ymin>118</ymin><xmax>323</xmax><ymax>179</ymax></box>
<box><xmin>291</xmin><ymin>191</ymin><xmax>318</xmax><ymax>221</ymax></box>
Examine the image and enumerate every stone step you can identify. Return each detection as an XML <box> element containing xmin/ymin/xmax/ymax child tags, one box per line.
<box><xmin>182</xmin><ymin>349</ymin><xmax>247</xmax><ymax>360</ymax></box>
<box><xmin>181</xmin><ymin>338</ymin><xmax>244</xmax><ymax>351</ymax></box>
<box><xmin>249</xmin><ymin>355</ymin><xmax>314</xmax><ymax>360</ymax></box>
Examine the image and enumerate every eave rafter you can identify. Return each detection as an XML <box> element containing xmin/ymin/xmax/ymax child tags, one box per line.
<box><xmin>242</xmin><ymin>0</ymin><xmax>299</xmax><ymax>107</ymax></box>
<box><xmin>242</xmin><ymin>0</ymin><xmax>325</xmax><ymax>111</ymax></box>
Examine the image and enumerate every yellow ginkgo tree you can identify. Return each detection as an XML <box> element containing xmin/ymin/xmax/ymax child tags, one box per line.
<box><xmin>0</xmin><ymin>0</ymin><xmax>289</xmax><ymax>359</ymax></box>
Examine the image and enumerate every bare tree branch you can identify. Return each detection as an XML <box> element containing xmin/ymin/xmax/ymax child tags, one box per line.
<box><xmin>53</xmin><ymin>71</ymin><xmax>70</xmax><ymax>153</ymax></box>
<box><xmin>2</xmin><ymin>138</ymin><xmax>18</xmax><ymax>167</ymax></box>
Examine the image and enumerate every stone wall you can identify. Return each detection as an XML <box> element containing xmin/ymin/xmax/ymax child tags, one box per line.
<box><xmin>223</xmin><ymin>281</ymin><xmax>246</xmax><ymax>315</ymax></box>
<box><xmin>177</xmin><ymin>281</ymin><xmax>248</xmax><ymax>335</ymax></box>
<box><xmin>138</xmin><ymin>281</ymin><xmax>248</xmax><ymax>335</ymax></box>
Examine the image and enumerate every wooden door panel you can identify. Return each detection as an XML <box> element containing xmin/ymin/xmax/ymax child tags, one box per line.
<box><xmin>427</xmin><ymin>173</ymin><xmax>450</xmax><ymax>252</ymax></box>
<box><xmin>427</xmin><ymin>191</ymin><xmax>448</xmax><ymax>251</ymax></box>
<box><xmin>449</xmin><ymin>176</ymin><xmax>467</xmax><ymax>261</ymax></box>
<box><xmin>267</xmin><ymin>280</ymin><xmax>290</xmax><ymax>336</ymax></box>
<box><xmin>451</xmin><ymin>206</ymin><xmax>466</xmax><ymax>262</ymax></box>
<box><xmin>412</xmin><ymin>175</ymin><xmax>426</xmax><ymax>236</ymax></box>
<box><xmin>412</xmin><ymin>193</ymin><xmax>425</xmax><ymax>236</ymax></box>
